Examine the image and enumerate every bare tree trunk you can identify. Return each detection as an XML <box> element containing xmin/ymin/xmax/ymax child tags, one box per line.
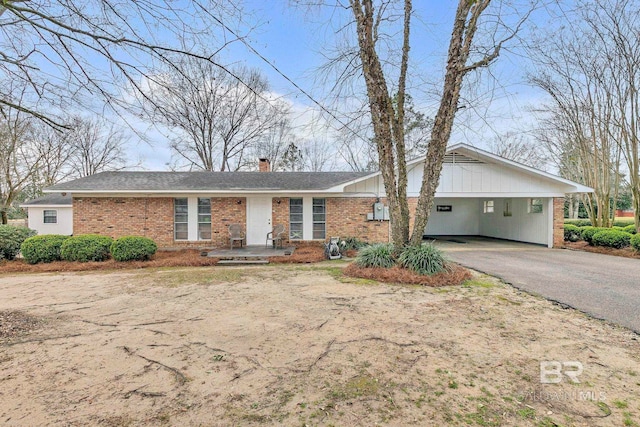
<box><xmin>410</xmin><ymin>0</ymin><xmax>496</xmax><ymax>245</ymax></box>
<box><xmin>350</xmin><ymin>0</ymin><xmax>410</xmax><ymax>248</ymax></box>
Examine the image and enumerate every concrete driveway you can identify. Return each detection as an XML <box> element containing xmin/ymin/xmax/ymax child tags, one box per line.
<box><xmin>434</xmin><ymin>236</ymin><xmax>640</xmax><ymax>334</ymax></box>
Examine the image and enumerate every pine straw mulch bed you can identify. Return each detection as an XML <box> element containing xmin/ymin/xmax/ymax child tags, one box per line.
<box><xmin>343</xmin><ymin>263</ymin><xmax>472</xmax><ymax>287</ymax></box>
<box><xmin>0</xmin><ymin>246</ymin><xmax>332</xmax><ymax>274</ymax></box>
<box><xmin>0</xmin><ymin>250</ymin><xmax>222</xmax><ymax>273</ymax></box>
<box><xmin>563</xmin><ymin>240</ymin><xmax>640</xmax><ymax>259</ymax></box>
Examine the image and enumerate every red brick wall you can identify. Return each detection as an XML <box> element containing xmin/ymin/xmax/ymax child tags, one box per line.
<box><xmin>73</xmin><ymin>197</ymin><xmax>174</xmax><ymax>246</ymax></box>
<box><xmin>553</xmin><ymin>197</ymin><xmax>564</xmax><ymax>248</ymax></box>
<box><xmin>272</xmin><ymin>197</ymin><xmax>290</xmax><ymax>243</ymax></box>
<box><xmin>73</xmin><ymin>195</ymin><xmax>398</xmax><ymax>248</ymax></box>
<box><xmin>74</xmin><ymin>197</ymin><xmax>248</xmax><ymax>248</ymax></box>
<box><xmin>210</xmin><ymin>197</ymin><xmax>246</xmax><ymax>247</ymax></box>
<box><xmin>326</xmin><ymin>198</ymin><xmax>390</xmax><ymax>243</ymax></box>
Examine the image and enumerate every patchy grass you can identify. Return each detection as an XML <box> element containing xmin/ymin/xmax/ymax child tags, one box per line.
<box><xmin>1</xmin><ymin>265</ymin><xmax>639</xmax><ymax>426</ymax></box>
<box><xmin>134</xmin><ymin>268</ymin><xmax>245</xmax><ymax>287</ymax></box>
<box><xmin>343</xmin><ymin>263</ymin><xmax>471</xmax><ymax>286</ymax></box>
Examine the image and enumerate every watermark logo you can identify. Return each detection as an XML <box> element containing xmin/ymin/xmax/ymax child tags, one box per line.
<box><xmin>540</xmin><ymin>361</ymin><xmax>583</xmax><ymax>384</ymax></box>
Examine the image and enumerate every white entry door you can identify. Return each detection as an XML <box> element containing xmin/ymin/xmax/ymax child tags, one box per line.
<box><xmin>246</xmin><ymin>197</ymin><xmax>273</xmax><ymax>245</ymax></box>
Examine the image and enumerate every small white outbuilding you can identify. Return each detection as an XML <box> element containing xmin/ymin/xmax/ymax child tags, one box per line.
<box><xmin>20</xmin><ymin>194</ymin><xmax>73</xmax><ymax>236</ymax></box>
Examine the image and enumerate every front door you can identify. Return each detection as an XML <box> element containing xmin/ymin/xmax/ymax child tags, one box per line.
<box><xmin>246</xmin><ymin>196</ymin><xmax>273</xmax><ymax>245</ymax></box>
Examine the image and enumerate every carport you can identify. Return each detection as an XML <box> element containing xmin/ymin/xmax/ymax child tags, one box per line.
<box><xmin>412</xmin><ymin>145</ymin><xmax>593</xmax><ymax>247</ymax></box>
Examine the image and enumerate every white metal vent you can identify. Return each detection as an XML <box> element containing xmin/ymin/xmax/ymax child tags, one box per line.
<box><xmin>443</xmin><ymin>152</ymin><xmax>483</xmax><ymax>164</ymax></box>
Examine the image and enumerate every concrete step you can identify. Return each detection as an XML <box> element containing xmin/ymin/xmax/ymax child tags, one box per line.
<box><xmin>217</xmin><ymin>259</ymin><xmax>269</xmax><ymax>265</ymax></box>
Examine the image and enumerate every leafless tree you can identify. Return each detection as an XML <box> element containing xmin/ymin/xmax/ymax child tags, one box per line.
<box><xmin>584</xmin><ymin>0</ymin><xmax>640</xmax><ymax>231</ymax></box>
<box><xmin>143</xmin><ymin>58</ymin><xmax>283</xmax><ymax>171</ymax></box>
<box><xmin>488</xmin><ymin>132</ymin><xmax>549</xmax><ymax>170</ymax></box>
<box><xmin>0</xmin><ymin>95</ymin><xmax>40</xmax><ymax>224</ymax></box>
<box><xmin>251</xmin><ymin>115</ymin><xmax>300</xmax><ymax>171</ymax></box>
<box><xmin>528</xmin><ymin>1</ymin><xmax>629</xmax><ymax>227</ymax></box>
<box><xmin>344</xmin><ymin>0</ymin><xmax>535</xmax><ymax>246</ymax></box>
<box><xmin>64</xmin><ymin>116</ymin><xmax>130</xmax><ymax>177</ymax></box>
<box><xmin>0</xmin><ymin>0</ymin><xmax>246</xmax><ymax>128</ymax></box>
<box><xmin>301</xmin><ymin>137</ymin><xmax>336</xmax><ymax>172</ymax></box>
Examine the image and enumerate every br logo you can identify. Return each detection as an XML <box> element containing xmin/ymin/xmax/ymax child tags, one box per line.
<box><xmin>540</xmin><ymin>361</ymin><xmax>584</xmax><ymax>384</ymax></box>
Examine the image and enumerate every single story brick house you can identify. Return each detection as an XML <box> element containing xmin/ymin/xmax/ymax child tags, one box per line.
<box><xmin>35</xmin><ymin>143</ymin><xmax>592</xmax><ymax>248</ymax></box>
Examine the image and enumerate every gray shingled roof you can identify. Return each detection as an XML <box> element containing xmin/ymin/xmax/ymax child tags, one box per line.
<box><xmin>20</xmin><ymin>193</ymin><xmax>73</xmax><ymax>206</ymax></box>
<box><xmin>46</xmin><ymin>171</ymin><xmax>371</xmax><ymax>192</ymax></box>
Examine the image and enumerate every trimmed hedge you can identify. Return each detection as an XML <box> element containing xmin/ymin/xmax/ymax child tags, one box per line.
<box><xmin>564</xmin><ymin>224</ymin><xmax>582</xmax><ymax>242</ymax></box>
<box><xmin>581</xmin><ymin>226</ymin><xmax>608</xmax><ymax>245</ymax></box>
<box><xmin>623</xmin><ymin>224</ymin><xmax>637</xmax><ymax>234</ymax></box>
<box><xmin>398</xmin><ymin>243</ymin><xmax>448</xmax><ymax>276</ymax></box>
<box><xmin>613</xmin><ymin>219</ymin><xmax>635</xmax><ymax>227</ymax></box>
<box><xmin>591</xmin><ymin>229</ymin><xmax>632</xmax><ymax>249</ymax></box>
<box><xmin>564</xmin><ymin>219</ymin><xmax>593</xmax><ymax>227</ymax></box>
<box><xmin>0</xmin><ymin>225</ymin><xmax>37</xmax><ymax>260</ymax></box>
<box><xmin>60</xmin><ymin>234</ymin><xmax>113</xmax><ymax>262</ymax></box>
<box><xmin>21</xmin><ymin>235</ymin><xmax>70</xmax><ymax>264</ymax></box>
<box><xmin>110</xmin><ymin>236</ymin><xmax>157</xmax><ymax>261</ymax></box>
<box><xmin>355</xmin><ymin>243</ymin><xmax>396</xmax><ymax>268</ymax></box>
<box><xmin>631</xmin><ymin>233</ymin><xmax>640</xmax><ymax>251</ymax></box>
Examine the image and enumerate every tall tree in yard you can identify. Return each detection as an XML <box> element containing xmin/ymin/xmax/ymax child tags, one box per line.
<box><xmin>350</xmin><ymin>0</ymin><xmax>530</xmax><ymax>246</ymax></box>
<box><xmin>0</xmin><ymin>94</ymin><xmax>39</xmax><ymax>224</ymax></box>
<box><xmin>0</xmin><ymin>0</ymin><xmax>247</xmax><ymax>128</ymax></box>
<box><xmin>142</xmin><ymin>58</ymin><xmax>283</xmax><ymax>171</ymax></box>
<box><xmin>529</xmin><ymin>0</ymin><xmax>638</xmax><ymax>228</ymax></box>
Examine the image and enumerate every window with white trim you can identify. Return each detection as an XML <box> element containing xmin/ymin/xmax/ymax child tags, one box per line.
<box><xmin>528</xmin><ymin>198</ymin><xmax>543</xmax><ymax>214</ymax></box>
<box><xmin>43</xmin><ymin>210</ymin><xmax>57</xmax><ymax>224</ymax></box>
<box><xmin>198</xmin><ymin>198</ymin><xmax>211</xmax><ymax>240</ymax></box>
<box><xmin>289</xmin><ymin>198</ymin><xmax>303</xmax><ymax>240</ymax></box>
<box><xmin>312</xmin><ymin>198</ymin><xmax>326</xmax><ymax>239</ymax></box>
<box><xmin>483</xmin><ymin>200</ymin><xmax>494</xmax><ymax>213</ymax></box>
<box><xmin>174</xmin><ymin>198</ymin><xmax>188</xmax><ymax>240</ymax></box>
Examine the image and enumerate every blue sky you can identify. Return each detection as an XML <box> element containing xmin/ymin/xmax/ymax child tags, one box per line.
<box><xmin>129</xmin><ymin>1</ymin><xmax>560</xmax><ymax>170</ymax></box>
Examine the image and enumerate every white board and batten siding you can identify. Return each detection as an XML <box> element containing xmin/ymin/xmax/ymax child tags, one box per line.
<box><xmin>408</xmin><ymin>162</ymin><xmax>568</xmax><ymax>197</ymax></box>
<box><xmin>344</xmin><ymin>154</ymin><xmax>570</xmax><ymax>198</ymax></box>
<box><xmin>342</xmin><ymin>150</ymin><xmax>575</xmax><ymax>247</ymax></box>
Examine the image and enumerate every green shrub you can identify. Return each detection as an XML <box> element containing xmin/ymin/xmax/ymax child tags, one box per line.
<box><xmin>340</xmin><ymin>237</ymin><xmax>369</xmax><ymax>251</ymax></box>
<box><xmin>21</xmin><ymin>235</ymin><xmax>70</xmax><ymax>264</ymax></box>
<box><xmin>563</xmin><ymin>224</ymin><xmax>582</xmax><ymax>242</ymax></box>
<box><xmin>0</xmin><ymin>225</ymin><xmax>37</xmax><ymax>260</ymax></box>
<box><xmin>398</xmin><ymin>243</ymin><xmax>448</xmax><ymax>276</ymax></box>
<box><xmin>623</xmin><ymin>224</ymin><xmax>637</xmax><ymax>234</ymax></box>
<box><xmin>613</xmin><ymin>219</ymin><xmax>635</xmax><ymax>227</ymax></box>
<box><xmin>355</xmin><ymin>243</ymin><xmax>396</xmax><ymax>268</ymax></box>
<box><xmin>110</xmin><ymin>236</ymin><xmax>157</xmax><ymax>261</ymax></box>
<box><xmin>591</xmin><ymin>229</ymin><xmax>632</xmax><ymax>249</ymax></box>
<box><xmin>564</xmin><ymin>219</ymin><xmax>592</xmax><ymax>227</ymax></box>
<box><xmin>60</xmin><ymin>234</ymin><xmax>113</xmax><ymax>262</ymax></box>
<box><xmin>631</xmin><ymin>233</ymin><xmax>640</xmax><ymax>251</ymax></box>
<box><xmin>581</xmin><ymin>226</ymin><xmax>608</xmax><ymax>245</ymax></box>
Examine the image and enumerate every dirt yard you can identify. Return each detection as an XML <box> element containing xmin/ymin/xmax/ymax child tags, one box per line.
<box><xmin>1</xmin><ymin>263</ymin><xmax>639</xmax><ymax>426</ymax></box>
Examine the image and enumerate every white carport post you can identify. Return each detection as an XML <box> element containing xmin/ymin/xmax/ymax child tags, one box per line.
<box><xmin>547</xmin><ymin>198</ymin><xmax>554</xmax><ymax>248</ymax></box>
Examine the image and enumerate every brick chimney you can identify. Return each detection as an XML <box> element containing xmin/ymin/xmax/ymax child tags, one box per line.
<box><xmin>258</xmin><ymin>158</ymin><xmax>271</xmax><ymax>172</ymax></box>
